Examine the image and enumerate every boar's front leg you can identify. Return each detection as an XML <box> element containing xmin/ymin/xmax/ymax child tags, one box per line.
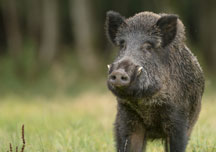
<box><xmin>114</xmin><ymin>103</ymin><xmax>146</xmax><ymax>152</ymax></box>
<box><xmin>164</xmin><ymin>112</ymin><xmax>189</xmax><ymax>152</ymax></box>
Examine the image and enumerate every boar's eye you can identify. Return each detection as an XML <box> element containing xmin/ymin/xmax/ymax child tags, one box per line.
<box><xmin>142</xmin><ymin>42</ymin><xmax>153</xmax><ymax>51</ymax></box>
<box><xmin>118</xmin><ymin>39</ymin><xmax>126</xmax><ymax>49</ymax></box>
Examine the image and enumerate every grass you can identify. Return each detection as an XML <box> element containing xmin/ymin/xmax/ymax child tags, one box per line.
<box><xmin>0</xmin><ymin>91</ymin><xmax>215</xmax><ymax>152</ymax></box>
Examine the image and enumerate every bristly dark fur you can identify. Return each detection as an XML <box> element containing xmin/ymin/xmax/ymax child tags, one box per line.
<box><xmin>156</xmin><ymin>15</ymin><xmax>178</xmax><ymax>47</ymax></box>
<box><xmin>105</xmin><ymin>11</ymin><xmax>126</xmax><ymax>45</ymax></box>
<box><xmin>105</xmin><ymin>11</ymin><xmax>205</xmax><ymax>152</ymax></box>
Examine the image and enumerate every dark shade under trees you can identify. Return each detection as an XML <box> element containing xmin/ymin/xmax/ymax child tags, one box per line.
<box><xmin>0</xmin><ymin>0</ymin><xmax>215</xmax><ymax>75</ymax></box>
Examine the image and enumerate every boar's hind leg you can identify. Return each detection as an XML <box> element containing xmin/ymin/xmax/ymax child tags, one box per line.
<box><xmin>114</xmin><ymin>104</ymin><xmax>146</xmax><ymax>152</ymax></box>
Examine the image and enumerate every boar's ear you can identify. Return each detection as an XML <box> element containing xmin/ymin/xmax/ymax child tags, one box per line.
<box><xmin>156</xmin><ymin>15</ymin><xmax>178</xmax><ymax>47</ymax></box>
<box><xmin>105</xmin><ymin>11</ymin><xmax>126</xmax><ymax>45</ymax></box>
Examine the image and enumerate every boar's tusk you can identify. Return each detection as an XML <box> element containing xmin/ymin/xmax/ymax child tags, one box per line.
<box><xmin>107</xmin><ymin>64</ymin><xmax>111</xmax><ymax>70</ymax></box>
<box><xmin>137</xmin><ymin>66</ymin><xmax>143</xmax><ymax>75</ymax></box>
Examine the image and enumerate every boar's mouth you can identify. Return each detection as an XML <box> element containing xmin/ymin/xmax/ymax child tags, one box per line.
<box><xmin>107</xmin><ymin>81</ymin><xmax>145</xmax><ymax>100</ymax></box>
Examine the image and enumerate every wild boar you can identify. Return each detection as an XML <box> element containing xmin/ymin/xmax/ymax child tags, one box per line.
<box><xmin>105</xmin><ymin>11</ymin><xmax>205</xmax><ymax>152</ymax></box>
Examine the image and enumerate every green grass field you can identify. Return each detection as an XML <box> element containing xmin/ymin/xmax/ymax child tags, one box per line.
<box><xmin>0</xmin><ymin>91</ymin><xmax>215</xmax><ymax>152</ymax></box>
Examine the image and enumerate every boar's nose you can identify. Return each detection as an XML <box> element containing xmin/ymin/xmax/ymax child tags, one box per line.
<box><xmin>108</xmin><ymin>69</ymin><xmax>130</xmax><ymax>87</ymax></box>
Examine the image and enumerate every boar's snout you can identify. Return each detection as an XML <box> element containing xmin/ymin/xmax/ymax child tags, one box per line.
<box><xmin>108</xmin><ymin>69</ymin><xmax>130</xmax><ymax>88</ymax></box>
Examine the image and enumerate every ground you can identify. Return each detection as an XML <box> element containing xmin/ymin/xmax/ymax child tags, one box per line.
<box><xmin>0</xmin><ymin>92</ymin><xmax>215</xmax><ymax>152</ymax></box>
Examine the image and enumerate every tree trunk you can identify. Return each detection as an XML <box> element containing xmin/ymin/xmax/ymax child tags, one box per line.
<box><xmin>26</xmin><ymin>0</ymin><xmax>41</xmax><ymax>45</ymax></box>
<box><xmin>39</xmin><ymin>0</ymin><xmax>59</xmax><ymax>64</ymax></box>
<box><xmin>1</xmin><ymin>0</ymin><xmax>22</xmax><ymax>57</ymax></box>
<box><xmin>199</xmin><ymin>0</ymin><xmax>216</xmax><ymax>74</ymax></box>
<box><xmin>70</xmin><ymin>0</ymin><xmax>99</xmax><ymax>73</ymax></box>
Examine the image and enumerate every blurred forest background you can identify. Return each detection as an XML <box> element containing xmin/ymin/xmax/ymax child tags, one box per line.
<box><xmin>0</xmin><ymin>0</ymin><xmax>216</xmax><ymax>97</ymax></box>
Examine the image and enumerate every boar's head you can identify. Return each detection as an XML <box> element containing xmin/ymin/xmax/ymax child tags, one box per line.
<box><xmin>105</xmin><ymin>11</ymin><xmax>183</xmax><ymax>100</ymax></box>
